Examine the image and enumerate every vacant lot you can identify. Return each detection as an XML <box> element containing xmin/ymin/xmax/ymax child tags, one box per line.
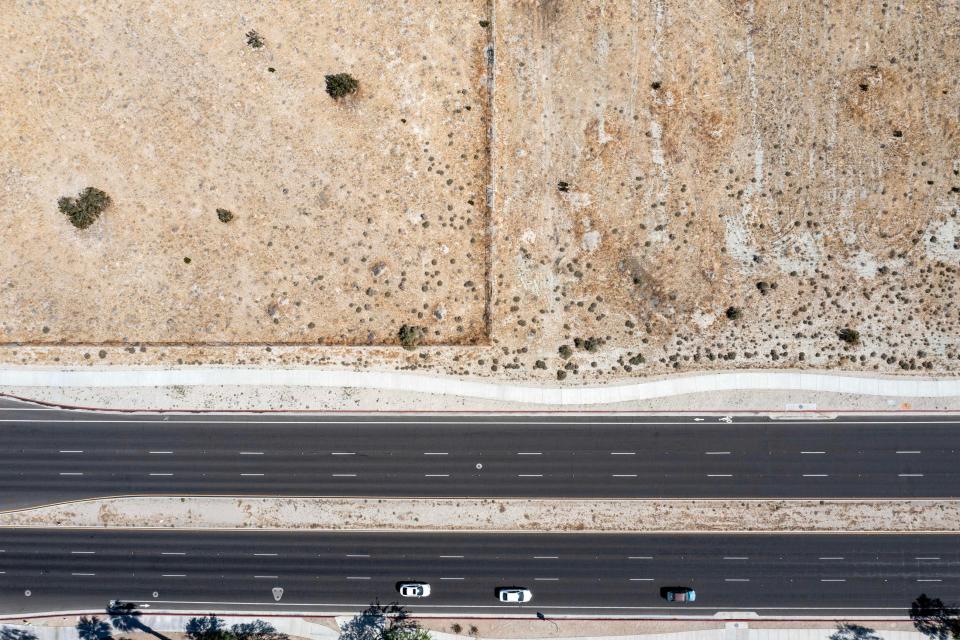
<box><xmin>2</xmin><ymin>1</ymin><xmax>959</xmax><ymax>382</ymax></box>
<box><xmin>0</xmin><ymin>1</ymin><xmax>490</xmax><ymax>346</ymax></box>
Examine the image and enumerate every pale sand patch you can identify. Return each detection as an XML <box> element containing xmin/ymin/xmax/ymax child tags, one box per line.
<box><xmin>2</xmin><ymin>497</ymin><xmax>958</xmax><ymax>532</ymax></box>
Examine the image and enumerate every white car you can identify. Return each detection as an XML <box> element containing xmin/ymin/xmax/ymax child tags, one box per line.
<box><xmin>398</xmin><ymin>582</ymin><xmax>431</xmax><ymax>598</ymax></box>
<box><xmin>496</xmin><ymin>587</ymin><xmax>533</xmax><ymax>603</ymax></box>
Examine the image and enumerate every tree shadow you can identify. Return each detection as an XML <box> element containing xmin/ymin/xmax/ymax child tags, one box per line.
<box><xmin>830</xmin><ymin>623</ymin><xmax>880</xmax><ymax>640</ymax></box>
<box><xmin>0</xmin><ymin>627</ymin><xmax>39</xmax><ymax>640</ymax></box>
<box><xmin>106</xmin><ymin>602</ymin><xmax>172</xmax><ymax>640</ymax></box>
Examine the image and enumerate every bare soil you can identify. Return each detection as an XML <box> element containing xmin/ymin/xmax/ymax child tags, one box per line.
<box><xmin>2</xmin><ymin>1</ymin><xmax>959</xmax><ymax>383</ymax></box>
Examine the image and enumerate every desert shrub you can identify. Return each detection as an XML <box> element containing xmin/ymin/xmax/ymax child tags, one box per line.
<box><xmin>58</xmin><ymin>187</ymin><xmax>111</xmax><ymax>229</ymax></box>
<box><xmin>838</xmin><ymin>328</ymin><xmax>860</xmax><ymax>345</ymax></box>
<box><xmin>726</xmin><ymin>306</ymin><xmax>742</xmax><ymax>320</ymax></box>
<box><xmin>325</xmin><ymin>73</ymin><xmax>359</xmax><ymax>99</ymax></box>
<box><xmin>246</xmin><ymin>30</ymin><xmax>264</xmax><ymax>48</ymax></box>
<box><xmin>398</xmin><ymin>324</ymin><xmax>424</xmax><ymax>350</ymax></box>
<box><xmin>216</xmin><ymin>208</ymin><xmax>235</xmax><ymax>223</ymax></box>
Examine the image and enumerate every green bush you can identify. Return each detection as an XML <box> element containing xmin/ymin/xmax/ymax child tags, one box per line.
<box><xmin>58</xmin><ymin>187</ymin><xmax>111</xmax><ymax>229</ymax></box>
<box><xmin>398</xmin><ymin>324</ymin><xmax>424</xmax><ymax>350</ymax></box>
<box><xmin>325</xmin><ymin>73</ymin><xmax>359</xmax><ymax>99</ymax></box>
<box><xmin>216</xmin><ymin>208</ymin><xmax>235</xmax><ymax>223</ymax></box>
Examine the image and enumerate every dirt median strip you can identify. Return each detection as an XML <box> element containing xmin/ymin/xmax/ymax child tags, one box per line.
<box><xmin>1</xmin><ymin>497</ymin><xmax>958</xmax><ymax>532</ymax></box>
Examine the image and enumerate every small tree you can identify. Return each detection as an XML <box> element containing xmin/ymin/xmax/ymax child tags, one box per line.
<box><xmin>910</xmin><ymin>594</ymin><xmax>960</xmax><ymax>640</ymax></box>
<box><xmin>58</xmin><ymin>187</ymin><xmax>111</xmax><ymax>229</ymax></box>
<box><xmin>232</xmin><ymin>621</ymin><xmax>288</xmax><ymax>640</ymax></box>
<box><xmin>829</xmin><ymin>623</ymin><xmax>880</xmax><ymax>640</ymax></box>
<box><xmin>186</xmin><ymin>617</ymin><xmax>230</xmax><ymax>640</ymax></box>
<box><xmin>339</xmin><ymin>602</ymin><xmax>429</xmax><ymax>640</ymax></box>
<box><xmin>77</xmin><ymin>617</ymin><xmax>113</xmax><ymax>640</ymax></box>
<box><xmin>325</xmin><ymin>73</ymin><xmax>359</xmax><ymax>99</ymax></box>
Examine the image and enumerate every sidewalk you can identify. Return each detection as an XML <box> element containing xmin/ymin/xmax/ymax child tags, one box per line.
<box><xmin>2</xmin><ymin>368</ymin><xmax>960</xmax><ymax>411</ymax></box>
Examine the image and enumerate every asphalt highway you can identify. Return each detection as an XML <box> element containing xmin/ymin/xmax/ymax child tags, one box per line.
<box><xmin>0</xmin><ymin>530</ymin><xmax>956</xmax><ymax>616</ymax></box>
<box><xmin>0</xmin><ymin>400</ymin><xmax>958</xmax><ymax>508</ymax></box>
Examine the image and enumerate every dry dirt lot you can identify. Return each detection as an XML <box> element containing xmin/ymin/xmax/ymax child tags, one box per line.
<box><xmin>1</xmin><ymin>1</ymin><xmax>959</xmax><ymax>382</ymax></box>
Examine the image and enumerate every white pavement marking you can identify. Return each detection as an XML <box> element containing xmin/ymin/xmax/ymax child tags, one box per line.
<box><xmin>803</xmin><ymin>474</ymin><xmax>829</xmax><ymax>477</ymax></box>
<box><xmin>332</xmin><ymin>474</ymin><xmax>357</xmax><ymax>477</ymax></box>
<box><xmin>518</xmin><ymin>474</ymin><xmax>543</xmax><ymax>477</ymax></box>
<box><xmin>346</xmin><ymin>576</ymin><xmax>370</xmax><ymax>580</ymax></box>
<box><xmin>70</xmin><ymin>551</ymin><xmax>95</xmax><ymax>555</ymax></box>
<box><xmin>423</xmin><ymin>452</ymin><xmax>448</xmax><ymax>456</ymax></box>
<box><xmin>346</xmin><ymin>554</ymin><xmax>370</xmax><ymax>558</ymax></box>
<box><xmin>534</xmin><ymin>556</ymin><xmax>559</xmax><ymax>559</ymax></box>
<box><xmin>161</xmin><ymin>552</ymin><xmax>186</xmax><ymax>556</ymax></box>
<box><xmin>612</xmin><ymin>474</ymin><xmax>638</xmax><ymax>478</ymax></box>
<box><xmin>629</xmin><ymin>578</ymin><xmax>654</xmax><ymax>581</ymax></box>
<box><xmin>149</xmin><ymin>451</ymin><xmax>173</xmax><ymax>454</ymax></box>
<box><xmin>821</xmin><ymin>579</ymin><xmax>846</xmax><ymax>582</ymax></box>
<box><xmin>899</xmin><ymin>474</ymin><xmax>924</xmax><ymax>477</ymax></box>
<box><xmin>705</xmin><ymin>451</ymin><xmax>731</xmax><ymax>455</ymax></box>
<box><xmin>59</xmin><ymin>472</ymin><xmax>83</xmax><ymax>476</ymax></box>
<box><xmin>331</xmin><ymin>452</ymin><xmax>356</xmax><ymax>456</ymax></box>
<box><xmin>254</xmin><ymin>575</ymin><xmax>279</xmax><ymax>579</ymax></box>
<box><xmin>71</xmin><ymin>573</ymin><xmax>96</xmax><ymax>576</ymax></box>
<box><xmin>240</xmin><ymin>473</ymin><xmax>265</xmax><ymax>477</ymax></box>
<box><xmin>162</xmin><ymin>574</ymin><xmax>186</xmax><ymax>578</ymax></box>
<box><xmin>819</xmin><ymin>557</ymin><xmax>845</xmax><ymax>561</ymax></box>
<box><xmin>439</xmin><ymin>555</ymin><xmax>464</xmax><ymax>559</ymax></box>
<box><xmin>610</xmin><ymin>452</ymin><xmax>635</xmax><ymax>455</ymax></box>
<box><xmin>707</xmin><ymin>474</ymin><xmax>733</xmax><ymax>477</ymax></box>
<box><xmin>440</xmin><ymin>577</ymin><xmax>465</xmax><ymax>580</ymax></box>
<box><xmin>724</xmin><ymin>578</ymin><xmax>749</xmax><ymax>582</ymax></box>
<box><xmin>254</xmin><ymin>553</ymin><xmax>278</xmax><ymax>557</ymax></box>
<box><xmin>897</xmin><ymin>451</ymin><xmax>922</xmax><ymax>454</ymax></box>
<box><xmin>801</xmin><ymin>451</ymin><xmax>826</xmax><ymax>455</ymax></box>
<box><xmin>149</xmin><ymin>473</ymin><xmax>173</xmax><ymax>476</ymax></box>
<box><xmin>517</xmin><ymin>452</ymin><xmax>542</xmax><ymax>455</ymax></box>
<box><xmin>723</xmin><ymin>557</ymin><xmax>749</xmax><ymax>560</ymax></box>
<box><xmin>58</xmin><ymin>450</ymin><xmax>83</xmax><ymax>454</ymax></box>
<box><xmin>425</xmin><ymin>474</ymin><xmax>450</xmax><ymax>477</ymax></box>
<box><xmin>916</xmin><ymin>557</ymin><xmax>941</xmax><ymax>560</ymax></box>
<box><xmin>240</xmin><ymin>452</ymin><xmax>264</xmax><ymax>455</ymax></box>
<box><xmin>628</xmin><ymin>556</ymin><xmax>653</xmax><ymax>560</ymax></box>
<box><xmin>918</xmin><ymin>579</ymin><xmax>943</xmax><ymax>582</ymax></box>
<box><xmin>534</xmin><ymin>577</ymin><xmax>559</xmax><ymax>581</ymax></box>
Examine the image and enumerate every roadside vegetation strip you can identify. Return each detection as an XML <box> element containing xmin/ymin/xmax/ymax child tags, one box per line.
<box><xmin>1</xmin><ymin>497</ymin><xmax>958</xmax><ymax>533</ymax></box>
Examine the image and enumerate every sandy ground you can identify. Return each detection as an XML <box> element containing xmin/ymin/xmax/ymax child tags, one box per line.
<box><xmin>1</xmin><ymin>1</ymin><xmax>959</xmax><ymax>387</ymax></box>
<box><xmin>3</xmin><ymin>497</ymin><xmax>958</xmax><ymax>533</ymax></box>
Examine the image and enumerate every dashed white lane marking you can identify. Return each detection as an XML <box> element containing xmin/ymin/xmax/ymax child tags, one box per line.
<box><xmin>897</xmin><ymin>451</ymin><xmax>922</xmax><ymax>454</ymax></box>
<box><xmin>161</xmin><ymin>552</ymin><xmax>186</xmax><ymax>556</ymax></box>
<box><xmin>149</xmin><ymin>473</ymin><xmax>173</xmax><ymax>476</ymax></box>
<box><xmin>916</xmin><ymin>557</ymin><xmax>941</xmax><ymax>561</ymax></box>
<box><xmin>821</xmin><ymin>579</ymin><xmax>846</xmax><ymax>582</ymax></box>
<box><xmin>918</xmin><ymin>579</ymin><xmax>943</xmax><ymax>582</ymax></box>
<box><xmin>162</xmin><ymin>574</ymin><xmax>186</xmax><ymax>578</ymax></box>
<box><xmin>240</xmin><ymin>452</ymin><xmax>264</xmax><ymax>455</ymax></box>
<box><xmin>253</xmin><ymin>553</ymin><xmax>278</xmax><ymax>557</ymax></box>
<box><xmin>610</xmin><ymin>452</ymin><xmax>635</xmax><ymax>455</ymax></box>
<box><xmin>724</xmin><ymin>578</ymin><xmax>749</xmax><ymax>582</ymax></box>
<box><xmin>331</xmin><ymin>474</ymin><xmax>357</xmax><ymax>477</ymax></box>
<box><xmin>517</xmin><ymin>452</ymin><xmax>542</xmax><ymax>456</ymax></box>
<box><xmin>534</xmin><ymin>577</ymin><xmax>559</xmax><ymax>581</ymax></box>
<box><xmin>803</xmin><ymin>474</ymin><xmax>829</xmax><ymax>478</ymax></box>
<box><xmin>149</xmin><ymin>451</ymin><xmax>173</xmax><ymax>455</ymax></box>
<box><xmin>819</xmin><ymin>557</ymin><xmax>844</xmax><ymax>561</ymax></box>
<box><xmin>346</xmin><ymin>576</ymin><xmax>370</xmax><ymax>580</ymax></box>
<box><xmin>346</xmin><ymin>554</ymin><xmax>370</xmax><ymax>558</ymax></box>
<box><xmin>440</xmin><ymin>577</ymin><xmax>465</xmax><ymax>581</ymax></box>
<box><xmin>440</xmin><ymin>555</ymin><xmax>464</xmax><ymax>559</ymax></box>
<box><xmin>801</xmin><ymin>451</ymin><xmax>826</xmax><ymax>455</ymax></box>
<box><xmin>240</xmin><ymin>473</ymin><xmax>265</xmax><ymax>477</ymax></box>
<box><xmin>425</xmin><ymin>474</ymin><xmax>450</xmax><ymax>478</ymax></box>
<box><xmin>534</xmin><ymin>556</ymin><xmax>559</xmax><ymax>559</ymax></box>
<box><xmin>70</xmin><ymin>551</ymin><xmax>95</xmax><ymax>555</ymax></box>
<box><xmin>628</xmin><ymin>556</ymin><xmax>653</xmax><ymax>560</ymax></box>
<box><xmin>612</xmin><ymin>474</ymin><xmax>638</xmax><ymax>478</ymax></box>
<box><xmin>707</xmin><ymin>474</ymin><xmax>733</xmax><ymax>477</ymax></box>
<box><xmin>254</xmin><ymin>575</ymin><xmax>279</xmax><ymax>579</ymax></box>
<box><xmin>899</xmin><ymin>473</ymin><xmax>924</xmax><ymax>477</ymax></box>
<box><xmin>59</xmin><ymin>450</ymin><xmax>83</xmax><ymax>454</ymax></box>
<box><xmin>71</xmin><ymin>573</ymin><xmax>96</xmax><ymax>576</ymax></box>
<box><xmin>723</xmin><ymin>557</ymin><xmax>749</xmax><ymax>560</ymax></box>
<box><xmin>59</xmin><ymin>472</ymin><xmax>83</xmax><ymax>476</ymax></box>
<box><xmin>705</xmin><ymin>451</ymin><xmax>731</xmax><ymax>455</ymax></box>
<box><xmin>629</xmin><ymin>578</ymin><xmax>654</xmax><ymax>581</ymax></box>
<box><xmin>423</xmin><ymin>452</ymin><xmax>448</xmax><ymax>456</ymax></box>
<box><xmin>518</xmin><ymin>474</ymin><xmax>543</xmax><ymax>477</ymax></box>
<box><xmin>331</xmin><ymin>452</ymin><xmax>355</xmax><ymax>456</ymax></box>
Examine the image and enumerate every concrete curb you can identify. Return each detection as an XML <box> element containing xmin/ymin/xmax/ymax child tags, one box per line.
<box><xmin>1</xmin><ymin>368</ymin><xmax>959</xmax><ymax>405</ymax></box>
